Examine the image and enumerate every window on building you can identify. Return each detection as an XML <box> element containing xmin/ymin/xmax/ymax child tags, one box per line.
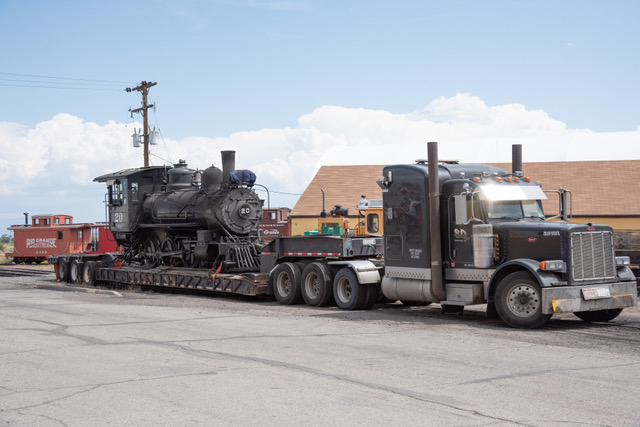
<box><xmin>54</xmin><ymin>218</ymin><xmax>59</xmax><ymax>224</ymax></box>
<box><xmin>57</xmin><ymin>231</ymin><xmax>63</xmax><ymax>239</ymax></box>
<box><xmin>65</xmin><ymin>218</ymin><xmax>70</xmax><ymax>224</ymax></box>
<box><xmin>78</xmin><ymin>230</ymin><xmax>83</xmax><ymax>240</ymax></box>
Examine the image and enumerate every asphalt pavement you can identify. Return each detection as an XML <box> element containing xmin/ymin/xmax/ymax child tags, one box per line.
<box><xmin>1</xmin><ymin>272</ymin><xmax>639</xmax><ymax>426</ymax></box>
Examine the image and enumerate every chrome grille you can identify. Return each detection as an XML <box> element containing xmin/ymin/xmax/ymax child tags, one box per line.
<box><xmin>570</xmin><ymin>231</ymin><xmax>616</xmax><ymax>282</ymax></box>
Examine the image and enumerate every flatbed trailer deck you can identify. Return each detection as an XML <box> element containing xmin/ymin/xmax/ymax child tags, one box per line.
<box><xmin>95</xmin><ymin>266</ymin><xmax>268</xmax><ymax>295</ymax></box>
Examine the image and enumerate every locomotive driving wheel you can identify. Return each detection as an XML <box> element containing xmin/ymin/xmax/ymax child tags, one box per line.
<box><xmin>160</xmin><ymin>237</ymin><xmax>179</xmax><ymax>266</ymax></box>
<box><xmin>141</xmin><ymin>236</ymin><xmax>161</xmax><ymax>267</ymax></box>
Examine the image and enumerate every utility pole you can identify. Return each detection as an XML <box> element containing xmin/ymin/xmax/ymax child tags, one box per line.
<box><xmin>126</xmin><ymin>81</ymin><xmax>157</xmax><ymax>167</ymax></box>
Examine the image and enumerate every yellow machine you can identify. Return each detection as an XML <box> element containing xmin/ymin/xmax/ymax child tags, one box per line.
<box><xmin>354</xmin><ymin>196</ymin><xmax>383</xmax><ymax>235</ymax></box>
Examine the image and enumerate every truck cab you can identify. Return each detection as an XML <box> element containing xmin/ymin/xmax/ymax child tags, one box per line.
<box><xmin>378</xmin><ymin>145</ymin><xmax>637</xmax><ymax>328</ymax></box>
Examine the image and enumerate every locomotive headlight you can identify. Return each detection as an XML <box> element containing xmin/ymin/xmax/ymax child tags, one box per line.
<box><xmin>615</xmin><ymin>256</ymin><xmax>630</xmax><ymax>267</ymax></box>
<box><xmin>539</xmin><ymin>260</ymin><xmax>566</xmax><ymax>273</ymax></box>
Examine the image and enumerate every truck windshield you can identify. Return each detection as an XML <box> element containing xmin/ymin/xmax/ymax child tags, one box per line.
<box><xmin>484</xmin><ymin>200</ymin><xmax>545</xmax><ymax>222</ymax></box>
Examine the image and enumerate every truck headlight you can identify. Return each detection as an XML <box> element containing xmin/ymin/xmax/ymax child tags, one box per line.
<box><xmin>615</xmin><ymin>256</ymin><xmax>630</xmax><ymax>267</ymax></box>
<box><xmin>539</xmin><ymin>260</ymin><xmax>566</xmax><ymax>273</ymax></box>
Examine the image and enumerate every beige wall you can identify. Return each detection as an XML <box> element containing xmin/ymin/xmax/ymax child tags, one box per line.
<box><xmin>564</xmin><ymin>217</ymin><xmax>640</xmax><ymax>231</ymax></box>
<box><xmin>291</xmin><ymin>217</ymin><xmax>320</xmax><ymax>236</ymax></box>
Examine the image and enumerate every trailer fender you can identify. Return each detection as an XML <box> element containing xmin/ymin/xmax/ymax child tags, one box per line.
<box><xmin>488</xmin><ymin>259</ymin><xmax>560</xmax><ymax>300</ymax></box>
<box><xmin>327</xmin><ymin>260</ymin><xmax>381</xmax><ymax>284</ymax></box>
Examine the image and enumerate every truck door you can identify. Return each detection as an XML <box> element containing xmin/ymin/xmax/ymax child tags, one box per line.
<box><xmin>448</xmin><ymin>192</ymin><xmax>483</xmax><ymax>267</ymax></box>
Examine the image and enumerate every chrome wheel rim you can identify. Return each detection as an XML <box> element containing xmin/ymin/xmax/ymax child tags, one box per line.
<box><xmin>506</xmin><ymin>284</ymin><xmax>540</xmax><ymax>317</ymax></box>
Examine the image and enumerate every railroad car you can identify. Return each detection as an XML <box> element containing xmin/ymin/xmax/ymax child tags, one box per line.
<box><xmin>7</xmin><ymin>214</ymin><xmax>118</xmax><ymax>264</ymax></box>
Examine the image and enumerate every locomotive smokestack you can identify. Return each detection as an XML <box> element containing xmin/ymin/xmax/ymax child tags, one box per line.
<box><xmin>221</xmin><ymin>150</ymin><xmax>236</xmax><ymax>185</ymax></box>
<box><xmin>512</xmin><ymin>144</ymin><xmax>522</xmax><ymax>175</ymax></box>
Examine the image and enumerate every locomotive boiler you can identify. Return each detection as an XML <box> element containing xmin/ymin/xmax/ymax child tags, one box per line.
<box><xmin>94</xmin><ymin>150</ymin><xmax>264</xmax><ymax>272</ymax></box>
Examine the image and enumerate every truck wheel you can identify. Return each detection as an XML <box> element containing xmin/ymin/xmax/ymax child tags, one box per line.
<box><xmin>333</xmin><ymin>268</ymin><xmax>367</xmax><ymax>310</ymax></box>
<box><xmin>83</xmin><ymin>261</ymin><xmax>98</xmax><ymax>286</ymax></box>
<box><xmin>271</xmin><ymin>262</ymin><xmax>302</xmax><ymax>305</ymax></box>
<box><xmin>301</xmin><ymin>262</ymin><xmax>333</xmax><ymax>307</ymax></box>
<box><xmin>495</xmin><ymin>271</ymin><xmax>551</xmax><ymax>329</ymax></box>
<box><xmin>57</xmin><ymin>259</ymin><xmax>70</xmax><ymax>282</ymax></box>
<box><xmin>70</xmin><ymin>260</ymin><xmax>83</xmax><ymax>283</ymax></box>
<box><xmin>361</xmin><ymin>283</ymin><xmax>379</xmax><ymax>310</ymax></box>
<box><xmin>574</xmin><ymin>308</ymin><xmax>623</xmax><ymax>323</ymax></box>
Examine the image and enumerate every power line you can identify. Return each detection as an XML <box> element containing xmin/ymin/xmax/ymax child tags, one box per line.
<box><xmin>0</xmin><ymin>77</ymin><xmax>122</xmax><ymax>87</ymax></box>
<box><xmin>254</xmin><ymin>188</ymin><xmax>302</xmax><ymax>196</ymax></box>
<box><xmin>0</xmin><ymin>72</ymin><xmax>132</xmax><ymax>84</ymax></box>
<box><xmin>0</xmin><ymin>83</ymin><xmax>123</xmax><ymax>91</ymax></box>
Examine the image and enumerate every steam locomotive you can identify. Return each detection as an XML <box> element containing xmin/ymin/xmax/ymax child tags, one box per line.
<box><xmin>94</xmin><ymin>151</ymin><xmax>264</xmax><ymax>272</ymax></box>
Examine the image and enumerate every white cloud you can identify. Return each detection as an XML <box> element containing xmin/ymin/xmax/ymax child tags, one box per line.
<box><xmin>1</xmin><ymin>93</ymin><xmax>638</xmax><ymax>231</ymax></box>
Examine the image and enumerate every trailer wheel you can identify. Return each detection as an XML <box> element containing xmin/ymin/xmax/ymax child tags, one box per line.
<box><xmin>574</xmin><ymin>308</ymin><xmax>623</xmax><ymax>323</ymax></box>
<box><xmin>271</xmin><ymin>262</ymin><xmax>303</xmax><ymax>305</ymax></box>
<box><xmin>495</xmin><ymin>271</ymin><xmax>551</xmax><ymax>329</ymax></box>
<box><xmin>83</xmin><ymin>261</ymin><xmax>98</xmax><ymax>286</ymax></box>
<box><xmin>69</xmin><ymin>260</ymin><xmax>84</xmax><ymax>283</ymax></box>
<box><xmin>57</xmin><ymin>259</ymin><xmax>70</xmax><ymax>282</ymax></box>
<box><xmin>333</xmin><ymin>268</ymin><xmax>367</xmax><ymax>310</ymax></box>
<box><xmin>301</xmin><ymin>262</ymin><xmax>333</xmax><ymax>307</ymax></box>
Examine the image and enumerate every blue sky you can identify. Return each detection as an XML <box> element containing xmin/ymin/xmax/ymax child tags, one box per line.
<box><xmin>0</xmin><ymin>0</ymin><xmax>639</xmax><ymax>233</ymax></box>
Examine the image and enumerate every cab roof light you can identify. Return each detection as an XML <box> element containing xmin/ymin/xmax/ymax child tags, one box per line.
<box><xmin>495</xmin><ymin>176</ymin><xmax>503</xmax><ymax>182</ymax></box>
<box><xmin>522</xmin><ymin>177</ymin><xmax>531</xmax><ymax>182</ymax></box>
<box><xmin>473</xmin><ymin>176</ymin><xmax>482</xmax><ymax>182</ymax></box>
<box><xmin>505</xmin><ymin>176</ymin><xmax>513</xmax><ymax>182</ymax></box>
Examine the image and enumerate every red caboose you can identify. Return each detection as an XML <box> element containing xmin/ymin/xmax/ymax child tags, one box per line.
<box><xmin>6</xmin><ymin>214</ymin><xmax>119</xmax><ymax>264</ymax></box>
<box><xmin>258</xmin><ymin>207</ymin><xmax>291</xmax><ymax>241</ymax></box>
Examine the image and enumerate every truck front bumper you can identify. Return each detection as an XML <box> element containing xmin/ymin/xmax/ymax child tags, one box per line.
<box><xmin>542</xmin><ymin>280</ymin><xmax>638</xmax><ymax>314</ymax></box>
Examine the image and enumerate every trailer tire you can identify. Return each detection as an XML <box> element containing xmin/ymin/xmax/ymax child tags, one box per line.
<box><xmin>83</xmin><ymin>261</ymin><xmax>98</xmax><ymax>286</ymax></box>
<box><xmin>495</xmin><ymin>271</ymin><xmax>551</xmax><ymax>329</ymax></box>
<box><xmin>300</xmin><ymin>262</ymin><xmax>333</xmax><ymax>307</ymax></box>
<box><xmin>70</xmin><ymin>260</ymin><xmax>83</xmax><ymax>283</ymax></box>
<box><xmin>271</xmin><ymin>262</ymin><xmax>303</xmax><ymax>305</ymax></box>
<box><xmin>574</xmin><ymin>308</ymin><xmax>623</xmax><ymax>323</ymax></box>
<box><xmin>333</xmin><ymin>268</ymin><xmax>367</xmax><ymax>310</ymax></box>
<box><xmin>57</xmin><ymin>259</ymin><xmax>71</xmax><ymax>282</ymax></box>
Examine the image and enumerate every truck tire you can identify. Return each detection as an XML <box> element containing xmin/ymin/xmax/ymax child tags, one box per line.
<box><xmin>333</xmin><ymin>268</ymin><xmax>367</xmax><ymax>310</ymax></box>
<box><xmin>361</xmin><ymin>283</ymin><xmax>379</xmax><ymax>310</ymax></box>
<box><xmin>57</xmin><ymin>259</ymin><xmax>70</xmax><ymax>282</ymax></box>
<box><xmin>574</xmin><ymin>308</ymin><xmax>623</xmax><ymax>323</ymax></box>
<box><xmin>301</xmin><ymin>262</ymin><xmax>333</xmax><ymax>307</ymax></box>
<box><xmin>70</xmin><ymin>260</ymin><xmax>83</xmax><ymax>283</ymax></box>
<box><xmin>83</xmin><ymin>261</ymin><xmax>98</xmax><ymax>286</ymax></box>
<box><xmin>495</xmin><ymin>271</ymin><xmax>552</xmax><ymax>329</ymax></box>
<box><xmin>271</xmin><ymin>262</ymin><xmax>303</xmax><ymax>305</ymax></box>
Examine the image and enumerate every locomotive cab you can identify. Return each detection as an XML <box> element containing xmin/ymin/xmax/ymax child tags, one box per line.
<box><xmin>95</xmin><ymin>166</ymin><xmax>168</xmax><ymax>243</ymax></box>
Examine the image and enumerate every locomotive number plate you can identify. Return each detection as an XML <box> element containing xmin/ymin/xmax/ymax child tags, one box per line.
<box><xmin>581</xmin><ymin>287</ymin><xmax>611</xmax><ymax>300</ymax></box>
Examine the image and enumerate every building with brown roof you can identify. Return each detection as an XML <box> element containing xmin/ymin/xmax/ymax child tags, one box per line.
<box><xmin>291</xmin><ymin>160</ymin><xmax>640</xmax><ymax>261</ymax></box>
